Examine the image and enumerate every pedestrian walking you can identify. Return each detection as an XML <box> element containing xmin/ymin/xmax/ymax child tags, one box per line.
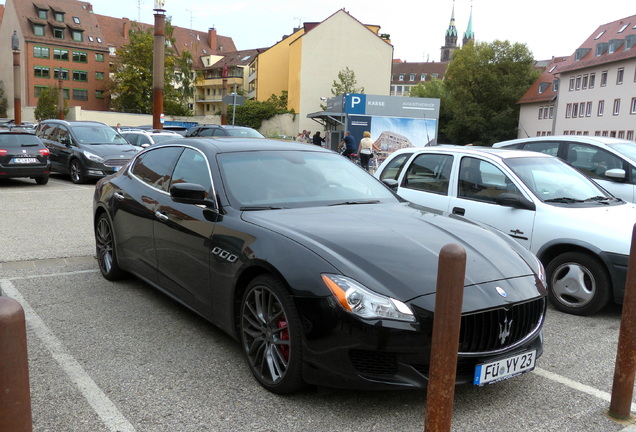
<box><xmin>357</xmin><ymin>131</ymin><xmax>380</xmax><ymax>171</ymax></box>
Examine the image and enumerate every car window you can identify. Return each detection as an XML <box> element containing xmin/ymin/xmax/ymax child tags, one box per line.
<box><xmin>403</xmin><ymin>153</ymin><xmax>453</xmax><ymax>195</ymax></box>
<box><xmin>56</xmin><ymin>126</ymin><xmax>71</xmax><ymax>146</ymax></box>
<box><xmin>73</xmin><ymin>125</ymin><xmax>128</xmax><ymax>144</ymax></box>
<box><xmin>566</xmin><ymin>144</ymin><xmax>624</xmax><ymax>180</ymax></box>
<box><xmin>170</xmin><ymin>148</ymin><xmax>212</xmax><ymax>198</ymax></box>
<box><xmin>226</xmin><ymin>128</ymin><xmax>264</xmax><ymax>138</ymax></box>
<box><xmin>198</xmin><ymin>128</ymin><xmax>216</xmax><ymax>137</ymax></box>
<box><xmin>131</xmin><ymin>146</ymin><xmax>183</xmax><ymax>192</ymax></box>
<box><xmin>139</xmin><ymin>135</ymin><xmax>151</xmax><ymax>145</ymax></box>
<box><xmin>458</xmin><ymin>157</ymin><xmax>520</xmax><ymax>203</ymax></box>
<box><xmin>522</xmin><ymin>141</ymin><xmax>560</xmax><ymax>157</ymax></box>
<box><xmin>122</xmin><ymin>133</ymin><xmax>138</xmax><ymax>145</ymax></box>
<box><xmin>379</xmin><ymin>152</ymin><xmax>413</xmax><ymax>181</ymax></box>
<box><xmin>0</xmin><ymin>133</ymin><xmax>42</xmax><ymax>147</ymax></box>
<box><xmin>38</xmin><ymin>123</ymin><xmax>57</xmax><ymax>140</ymax></box>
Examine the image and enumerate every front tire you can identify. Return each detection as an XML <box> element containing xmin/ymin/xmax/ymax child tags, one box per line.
<box><xmin>240</xmin><ymin>275</ymin><xmax>304</xmax><ymax>394</ymax></box>
<box><xmin>546</xmin><ymin>251</ymin><xmax>611</xmax><ymax>316</ymax></box>
<box><xmin>70</xmin><ymin>159</ymin><xmax>86</xmax><ymax>184</ymax></box>
<box><xmin>95</xmin><ymin>213</ymin><xmax>125</xmax><ymax>280</ymax></box>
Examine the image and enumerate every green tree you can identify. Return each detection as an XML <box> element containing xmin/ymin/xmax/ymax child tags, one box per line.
<box><xmin>109</xmin><ymin>22</ymin><xmax>196</xmax><ymax>115</ymax></box>
<box><xmin>34</xmin><ymin>86</ymin><xmax>68</xmax><ymax>122</ymax></box>
<box><xmin>442</xmin><ymin>40</ymin><xmax>540</xmax><ymax>146</ymax></box>
<box><xmin>227</xmin><ymin>92</ymin><xmax>294</xmax><ymax>129</ymax></box>
<box><xmin>409</xmin><ymin>78</ymin><xmax>451</xmax><ymax>143</ymax></box>
<box><xmin>331</xmin><ymin>67</ymin><xmax>364</xmax><ymax>96</ymax></box>
<box><xmin>0</xmin><ymin>81</ymin><xmax>7</xmax><ymax>118</ymax></box>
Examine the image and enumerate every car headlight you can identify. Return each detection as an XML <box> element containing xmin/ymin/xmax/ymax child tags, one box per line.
<box><xmin>322</xmin><ymin>274</ymin><xmax>415</xmax><ymax>322</ymax></box>
<box><xmin>83</xmin><ymin>151</ymin><xmax>104</xmax><ymax>163</ymax></box>
<box><xmin>533</xmin><ymin>254</ymin><xmax>547</xmax><ymax>287</ymax></box>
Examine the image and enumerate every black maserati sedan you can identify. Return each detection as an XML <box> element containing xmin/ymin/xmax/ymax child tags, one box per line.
<box><xmin>93</xmin><ymin>138</ymin><xmax>547</xmax><ymax>394</ymax></box>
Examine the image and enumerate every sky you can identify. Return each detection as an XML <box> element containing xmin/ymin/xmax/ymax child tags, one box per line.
<box><xmin>5</xmin><ymin>0</ymin><xmax>635</xmax><ymax>62</ymax></box>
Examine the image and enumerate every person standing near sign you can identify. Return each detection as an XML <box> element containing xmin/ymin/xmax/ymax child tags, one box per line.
<box><xmin>338</xmin><ymin>132</ymin><xmax>356</xmax><ymax>159</ymax></box>
<box><xmin>312</xmin><ymin>131</ymin><xmax>326</xmax><ymax>147</ymax></box>
<box><xmin>357</xmin><ymin>131</ymin><xmax>380</xmax><ymax>171</ymax></box>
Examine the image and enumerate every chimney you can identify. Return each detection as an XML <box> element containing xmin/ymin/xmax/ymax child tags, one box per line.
<box><xmin>208</xmin><ymin>28</ymin><xmax>217</xmax><ymax>51</ymax></box>
<box><xmin>123</xmin><ymin>18</ymin><xmax>130</xmax><ymax>40</ymax></box>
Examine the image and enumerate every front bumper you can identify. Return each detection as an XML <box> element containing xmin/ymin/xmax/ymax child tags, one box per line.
<box><xmin>601</xmin><ymin>251</ymin><xmax>629</xmax><ymax>303</ymax></box>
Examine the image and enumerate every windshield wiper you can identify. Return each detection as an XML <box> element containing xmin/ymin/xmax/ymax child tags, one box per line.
<box><xmin>584</xmin><ymin>196</ymin><xmax>612</xmax><ymax>204</ymax></box>
<box><xmin>543</xmin><ymin>197</ymin><xmax>584</xmax><ymax>203</ymax></box>
<box><xmin>240</xmin><ymin>206</ymin><xmax>286</xmax><ymax>211</ymax></box>
<box><xmin>328</xmin><ymin>200</ymin><xmax>381</xmax><ymax>206</ymax></box>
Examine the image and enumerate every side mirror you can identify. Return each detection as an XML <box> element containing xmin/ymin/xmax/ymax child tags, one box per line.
<box><xmin>605</xmin><ymin>168</ymin><xmax>626</xmax><ymax>181</ymax></box>
<box><xmin>382</xmin><ymin>179</ymin><xmax>399</xmax><ymax>190</ymax></box>
<box><xmin>170</xmin><ymin>182</ymin><xmax>215</xmax><ymax>208</ymax></box>
<box><xmin>60</xmin><ymin>136</ymin><xmax>71</xmax><ymax>146</ymax></box>
<box><xmin>494</xmin><ymin>193</ymin><xmax>536</xmax><ymax>211</ymax></box>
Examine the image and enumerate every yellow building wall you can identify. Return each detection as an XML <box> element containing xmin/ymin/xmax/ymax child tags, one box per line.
<box><xmin>256</xmin><ymin>29</ymin><xmax>304</xmax><ymax>102</ymax></box>
<box><xmin>287</xmin><ymin>37</ymin><xmax>303</xmax><ymax>113</ymax></box>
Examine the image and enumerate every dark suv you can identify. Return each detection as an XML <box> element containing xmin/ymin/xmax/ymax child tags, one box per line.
<box><xmin>0</xmin><ymin>130</ymin><xmax>51</xmax><ymax>185</ymax></box>
<box><xmin>185</xmin><ymin>124</ymin><xmax>264</xmax><ymax>138</ymax></box>
<box><xmin>36</xmin><ymin>120</ymin><xmax>140</xmax><ymax>183</ymax></box>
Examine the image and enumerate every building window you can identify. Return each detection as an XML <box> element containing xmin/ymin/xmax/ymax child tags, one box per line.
<box><xmin>38</xmin><ymin>9</ymin><xmax>47</xmax><ymax>19</ymax></box>
<box><xmin>34</xmin><ymin>66</ymin><xmax>50</xmax><ymax>78</ymax></box>
<box><xmin>34</xmin><ymin>46</ymin><xmax>50</xmax><ymax>58</ymax></box>
<box><xmin>72</xmin><ymin>31</ymin><xmax>83</xmax><ymax>42</ymax></box>
<box><xmin>628</xmin><ymin>131</ymin><xmax>634</xmax><ymax>140</ymax></box>
<box><xmin>586</xmin><ymin>102</ymin><xmax>592</xmax><ymax>117</ymax></box>
<box><xmin>53</xmin><ymin>27</ymin><xmax>65</xmax><ymax>39</ymax></box>
<box><xmin>579</xmin><ymin>102</ymin><xmax>586</xmax><ymax>118</ymax></box>
<box><xmin>432</xmin><ymin>73</ymin><xmax>439</xmax><ymax>79</ymax></box>
<box><xmin>72</xmin><ymin>89</ymin><xmax>88</xmax><ymax>101</ymax></box>
<box><xmin>569</xmin><ymin>77</ymin><xmax>575</xmax><ymax>91</ymax></box>
<box><xmin>631</xmin><ymin>97</ymin><xmax>636</xmax><ymax>114</ymax></box>
<box><xmin>34</xmin><ymin>86</ymin><xmax>48</xmax><ymax>98</ymax></box>
<box><xmin>601</xmin><ymin>71</ymin><xmax>608</xmax><ymax>86</ymax></box>
<box><xmin>55</xmin><ymin>12</ymin><xmax>64</xmax><ymax>22</ymax></box>
<box><xmin>582</xmin><ymin>75</ymin><xmax>588</xmax><ymax>89</ymax></box>
<box><xmin>62</xmin><ymin>88</ymin><xmax>70</xmax><ymax>99</ymax></box>
<box><xmin>572</xmin><ymin>103</ymin><xmax>579</xmax><ymax>117</ymax></box>
<box><xmin>73</xmin><ymin>70</ymin><xmax>88</xmax><ymax>82</ymax></box>
<box><xmin>619</xmin><ymin>131</ymin><xmax>625</xmax><ymax>138</ymax></box>
<box><xmin>538</xmin><ymin>107</ymin><xmax>544</xmax><ymax>119</ymax></box>
<box><xmin>409</xmin><ymin>74</ymin><xmax>415</xmax><ymax>81</ymax></box>
<box><xmin>95</xmin><ymin>71</ymin><xmax>104</xmax><ymax>80</ymax></box>
<box><xmin>589</xmin><ymin>73</ymin><xmax>595</xmax><ymax>88</ymax></box>
<box><xmin>420</xmin><ymin>73</ymin><xmax>427</xmax><ymax>81</ymax></box>
<box><xmin>613</xmin><ymin>99</ymin><xmax>621</xmax><ymax>115</ymax></box>
<box><xmin>53</xmin><ymin>68</ymin><xmax>69</xmax><ymax>80</ymax></box>
<box><xmin>617</xmin><ymin>68</ymin><xmax>624</xmax><ymax>85</ymax></box>
<box><xmin>33</xmin><ymin>24</ymin><xmax>45</xmax><ymax>36</ymax></box>
<box><xmin>95</xmin><ymin>90</ymin><xmax>105</xmax><ymax>99</ymax></box>
<box><xmin>549</xmin><ymin>106</ymin><xmax>554</xmax><ymax>119</ymax></box>
<box><xmin>54</xmin><ymin>49</ymin><xmax>69</xmax><ymax>61</ymax></box>
<box><xmin>73</xmin><ymin>17</ymin><xmax>80</xmax><ymax>24</ymax></box>
<box><xmin>108</xmin><ymin>46</ymin><xmax>116</xmax><ymax>55</ymax></box>
<box><xmin>598</xmin><ymin>100</ymin><xmax>605</xmax><ymax>116</ymax></box>
<box><xmin>72</xmin><ymin>51</ymin><xmax>88</xmax><ymax>63</ymax></box>
<box><xmin>398</xmin><ymin>74</ymin><xmax>404</xmax><ymax>81</ymax></box>
<box><xmin>566</xmin><ymin>103</ymin><xmax>572</xmax><ymax>118</ymax></box>
<box><xmin>95</xmin><ymin>53</ymin><xmax>105</xmax><ymax>62</ymax></box>
<box><xmin>575</xmin><ymin>76</ymin><xmax>581</xmax><ymax>90</ymax></box>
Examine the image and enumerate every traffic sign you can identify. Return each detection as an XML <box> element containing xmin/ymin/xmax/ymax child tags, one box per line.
<box><xmin>222</xmin><ymin>94</ymin><xmax>245</xmax><ymax>106</ymax></box>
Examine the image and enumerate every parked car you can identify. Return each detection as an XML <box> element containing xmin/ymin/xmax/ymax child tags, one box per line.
<box><xmin>120</xmin><ymin>129</ymin><xmax>180</xmax><ymax>147</ymax></box>
<box><xmin>493</xmin><ymin>136</ymin><xmax>636</xmax><ymax>203</ymax></box>
<box><xmin>185</xmin><ymin>124</ymin><xmax>264</xmax><ymax>138</ymax></box>
<box><xmin>36</xmin><ymin>120</ymin><xmax>140</xmax><ymax>184</ymax></box>
<box><xmin>376</xmin><ymin>146</ymin><xmax>636</xmax><ymax>316</ymax></box>
<box><xmin>0</xmin><ymin>130</ymin><xmax>50</xmax><ymax>184</ymax></box>
<box><xmin>94</xmin><ymin>137</ymin><xmax>547</xmax><ymax>393</ymax></box>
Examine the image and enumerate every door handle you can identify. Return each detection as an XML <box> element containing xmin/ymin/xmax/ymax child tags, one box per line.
<box><xmin>154</xmin><ymin>211</ymin><xmax>169</xmax><ymax>221</ymax></box>
<box><xmin>452</xmin><ymin>207</ymin><xmax>465</xmax><ymax>216</ymax></box>
<box><xmin>113</xmin><ymin>192</ymin><xmax>125</xmax><ymax>201</ymax></box>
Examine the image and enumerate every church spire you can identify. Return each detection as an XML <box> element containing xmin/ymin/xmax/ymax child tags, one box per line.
<box><xmin>441</xmin><ymin>0</ymin><xmax>458</xmax><ymax>62</ymax></box>
<box><xmin>463</xmin><ymin>2</ymin><xmax>475</xmax><ymax>46</ymax></box>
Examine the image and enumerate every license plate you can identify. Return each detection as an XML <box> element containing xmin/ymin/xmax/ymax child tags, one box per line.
<box><xmin>13</xmin><ymin>158</ymin><xmax>38</xmax><ymax>164</ymax></box>
<box><xmin>473</xmin><ymin>350</ymin><xmax>536</xmax><ymax>385</ymax></box>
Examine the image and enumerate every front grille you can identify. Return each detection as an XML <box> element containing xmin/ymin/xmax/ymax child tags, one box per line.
<box><xmin>459</xmin><ymin>297</ymin><xmax>545</xmax><ymax>354</ymax></box>
<box><xmin>350</xmin><ymin>349</ymin><xmax>398</xmax><ymax>375</ymax></box>
<box><xmin>103</xmin><ymin>159</ymin><xmax>128</xmax><ymax>167</ymax></box>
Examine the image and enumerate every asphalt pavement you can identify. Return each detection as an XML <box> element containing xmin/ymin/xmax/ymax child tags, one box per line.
<box><xmin>2</xmin><ymin>175</ymin><xmax>636</xmax><ymax>431</ymax></box>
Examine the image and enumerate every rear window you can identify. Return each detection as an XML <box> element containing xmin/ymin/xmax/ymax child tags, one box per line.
<box><xmin>0</xmin><ymin>134</ymin><xmax>42</xmax><ymax>147</ymax></box>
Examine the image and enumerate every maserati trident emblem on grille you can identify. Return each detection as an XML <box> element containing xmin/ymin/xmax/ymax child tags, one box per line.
<box><xmin>496</xmin><ymin>286</ymin><xmax>507</xmax><ymax>297</ymax></box>
<box><xmin>499</xmin><ymin>316</ymin><xmax>513</xmax><ymax>345</ymax></box>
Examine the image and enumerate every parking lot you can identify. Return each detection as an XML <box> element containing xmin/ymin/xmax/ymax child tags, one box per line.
<box><xmin>2</xmin><ymin>175</ymin><xmax>636</xmax><ymax>431</ymax></box>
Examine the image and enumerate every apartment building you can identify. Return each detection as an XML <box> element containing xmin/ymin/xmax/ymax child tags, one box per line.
<box><xmin>518</xmin><ymin>14</ymin><xmax>636</xmax><ymax>140</ymax></box>
<box><xmin>390</xmin><ymin>61</ymin><xmax>447</xmax><ymax>96</ymax></box>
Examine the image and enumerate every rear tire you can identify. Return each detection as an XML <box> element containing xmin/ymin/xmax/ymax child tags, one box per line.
<box><xmin>95</xmin><ymin>213</ymin><xmax>125</xmax><ymax>280</ymax></box>
<box><xmin>70</xmin><ymin>159</ymin><xmax>86</xmax><ymax>184</ymax></box>
<box><xmin>35</xmin><ymin>175</ymin><xmax>49</xmax><ymax>185</ymax></box>
<box><xmin>546</xmin><ymin>251</ymin><xmax>611</xmax><ymax>316</ymax></box>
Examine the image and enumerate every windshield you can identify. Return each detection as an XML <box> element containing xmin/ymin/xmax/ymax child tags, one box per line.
<box><xmin>0</xmin><ymin>134</ymin><xmax>42</xmax><ymax>147</ymax></box>
<box><xmin>608</xmin><ymin>142</ymin><xmax>636</xmax><ymax>162</ymax></box>
<box><xmin>226</xmin><ymin>128</ymin><xmax>264</xmax><ymax>138</ymax></box>
<box><xmin>151</xmin><ymin>135</ymin><xmax>179</xmax><ymax>144</ymax></box>
<box><xmin>73</xmin><ymin>125</ymin><xmax>129</xmax><ymax>145</ymax></box>
<box><xmin>504</xmin><ymin>156</ymin><xmax>612</xmax><ymax>202</ymax></box>
<box><xmin>218</xmin><ymin>150</ymin><xmax>398</xmax><ymax>209</ymax></box>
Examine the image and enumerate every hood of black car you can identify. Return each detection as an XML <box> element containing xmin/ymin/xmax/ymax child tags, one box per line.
<box><xmin>80</xmin><ymin>144</ymin><xmax>139</xmax><ymax>157</ymax></box>
<box><xmin>242</xmin><ymin>203</ymin><xmax>539</xmax><ymax>301</ymax></box>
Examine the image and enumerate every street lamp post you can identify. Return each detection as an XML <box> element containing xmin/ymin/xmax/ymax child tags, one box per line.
<box><xmin>11</xmin><ymin>31</ymin><xmax>21</xmax><ymax>125</ymax></box>
<box><xmin>153</xmin><ymin>0</ymin><xmax>166</xmax><ymax>130</ymax></box>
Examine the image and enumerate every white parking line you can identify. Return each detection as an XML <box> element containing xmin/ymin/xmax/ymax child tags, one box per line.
<box><xmin>0</xmin><ymin>277</ymin><xmax>137</xmax><ymax>432</ymax></box>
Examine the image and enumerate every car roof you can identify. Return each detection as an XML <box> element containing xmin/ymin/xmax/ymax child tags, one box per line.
<box><xmin>494</xmin><ymin>135</ymin><xmax>636</xmax><ymax>147</ymax></box>
<box><xmin>151</xmin><ymin>137</ymin><xmax>330</xmax><ymax>154</ymax></box>
<box><xmin>40</xmin><ymin>120</ymin><xmax>110</xmax><ymax>127</ymax></box>
<box><xmin>389</xmin><ymin>145</ymin><xmax>554</xmax><ymax>161</ymax></box>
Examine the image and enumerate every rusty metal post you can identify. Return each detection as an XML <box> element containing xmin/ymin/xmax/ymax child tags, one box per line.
<box><xmin>0</xmin><ymin>297</ymin><xmax>33</xmax><ymax>432</ymax></box>
<box><xmin>57</xmin><ymin>78</ymin><xmax>64</xmax><ymax>120</ymax></box>
<box><xmin>609</xmin><ymin>224</ymin><xmax>636</xmax><ymax>420</ymax></box>
<box><xmin>13</xmin><ymin>50</ymin><xmax>21</xmax><ymax>125</ymax></box>
<box><xmin>424</xmin><ymin>243</ymin><xmax>466</xmax><ymax>432</ymax></box>
<box><xmin>152</xmin><ymin>5</ymin><xmax>166</xmax><ymax>130</ymax></box>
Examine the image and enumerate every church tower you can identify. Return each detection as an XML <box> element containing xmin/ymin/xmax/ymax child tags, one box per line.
<box><xmin>440</xmin><ymin>1</ymin><xmax>458</xmax><ymax>62</ymax></box>
<box><xmin>463</xmin><ymin>4</ymin><xmax>475</xmax><ymax>46</ymax></box>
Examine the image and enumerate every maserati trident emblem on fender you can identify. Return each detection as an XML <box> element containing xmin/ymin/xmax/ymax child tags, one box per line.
<box><xmin>499</xmin><ymin>316</ymin><xmax>513</xmax><ymax>345</ymax></box>
<box><xmin>496</xmin><ymin>286</ymin><xmax>507</xmax><ymax>297</ymax></box>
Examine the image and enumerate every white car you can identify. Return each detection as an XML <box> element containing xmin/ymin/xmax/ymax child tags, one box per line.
<box><xmin>120</xmin><ymin>129</ymin><xmax>181</xmax><ymax>147</ymax></box>
<box><xmin>493</xmin><ymin>136</ymin><xmax>636</xmax><ymax>203</ymax></box>
<box><xmin>375</xmin><ymin>146</ymin><xmax>635</xmax><ymax>315</ymax></box>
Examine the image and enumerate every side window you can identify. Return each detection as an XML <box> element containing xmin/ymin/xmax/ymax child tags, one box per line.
<box><xmin>379</xmin><ymin>153</ymin><xmax>413</xmax><ymax>181</ymax></box>
<box><xmin>123</xmin><ymin>134</ymin><xmax>137</xmax><ymax>145</ymax></box>
<box><xmin>170</xmin><ymin>148</ymin><xmax>212</xmax><ymax>198</ymax></box>
<box><xmin>131</xmin><ymin>147</ymin><xmax>183</xmax><ymax>191</ymax></box>
<box><xmin>522</xmin><ymin>141</ymin><xmax>560</xmax><ymax>157</ymax></box>
<box><xmin>39</xmin><ymin>124</ymin><xmax>57</xmax><ymax>140</ymax></box>
<box><xmin>56</xmin><ymin>126</ymin><xmax>71</xmax><ymax>145</ymax></box>
<box><xmin>139</xmin><ymin>135</ymin><xmax>151</xmax><ymax>146</ymax></box>
<box><xmin>567</xmin><ymin>144</ymin><xmax>624</xmax><ymax>179</ymax></box>
<box><xmin>458</xmin><ymin>157</ymin><xmax>520</xmax><ymax>203</ymax></box>
<box><xmin>199</xmin><ymin>128</ymin><xmax>215</xmax><ymax>137</ymax></box>
<box><xmin>403</xmin><ymin>153</ymin><xmax>453</xmax><ymax>195</ymax></box>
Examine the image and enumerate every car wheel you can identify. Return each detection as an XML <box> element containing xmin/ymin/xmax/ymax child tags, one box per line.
<box><xmin>95</xmin><ymin>213</ymin><xmax>125</xmax><ymax>280</ymax></box>
<box><xmin>69</xmin><ymin>159</ymin><xmax>86</xmax><ymax>184</ymax></box>
<box><xmin>546</xmin><ymin>251</ymin><xmax>611</xmax><ymax>316</ymax></box>
<box><xmin>35</xmin><ymin>175</ymin><xmax>49</xmax><ymax>185</ymax></box>
<box><xmin>240</xmin><ymin>275</ymin><xmax>304</xmax><ymax>394</ymax></box>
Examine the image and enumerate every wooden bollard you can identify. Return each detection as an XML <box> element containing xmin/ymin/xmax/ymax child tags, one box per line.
<box><xmin>609</xmin><ymin>224</ymin><xmax>636</xmax><ymax>420</ymax></box>
<box><xmin>424</xmin><ymin>243</ymin><xmax>466</xmax><ymax>432</ymax></box>
<box><xmin>0</xmin><ymin>296</ymin><xmax>33</xmax><ymax>432</ymax></box>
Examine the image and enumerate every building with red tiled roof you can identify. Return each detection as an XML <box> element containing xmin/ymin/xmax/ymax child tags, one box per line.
<box><xmin>390</xmin><ymin>61</ymin><xmax>447</xmax><ymax>96</ymax></box>
<box><xmin>517</xmin><ymin>15</ymin><xmax>636</xmax><ymax>139</ymax></box>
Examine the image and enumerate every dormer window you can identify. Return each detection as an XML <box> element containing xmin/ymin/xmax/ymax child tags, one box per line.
<box><xmin>608</xmin><ymin>39</ymin><xmax>624</xmax><ymax>54</ymax></box>
<box><xmin>596</xmin><ymin>43</ymin><xmax>609</xmax><ymax>56</ymax></box>
<box><xmin>53</xmin><ymin>27</ymin><xmax>65</xmax><ymax>39</ymax></box>
<box><xmin>73</xmin><ymin>17</ymin><xmax>80</xmax><ymax>24</ymax></box>
<box><xmin>409</xmin><ymin>74</ymin><xmax>415</xmax><ymax>81</ymax></box>
<box><xmin>575</xmin><ymin>48</ymin><xmax>590</xmax><ymax>61</ymax></box>
<box><xmin>72</xmin><ymin>30</ymin><xmax>83</xmax><ymax>42</ymax></box>
<box><xmin>55</xmin><ymin>12</ymin><xmax>64</xmax><ymax>22</ymax></box>
<box><xmin>420</xmin><ymin>73</ymin><xmax>427</xmax><ymax>81</ymax></box>
<box><xmin>398</xmin><ymin>74</ymin><xmax>404</xmax><ymax>81</ymax></box>
<box><xmin>33</xmin><ymin>23</ymin><xmax>45</xmax><ymax>36</ymax></box>
<box><xmin>37</xmin><ymin>8</ymin><xmax>47</xmax><ymax>19</ymax></box>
